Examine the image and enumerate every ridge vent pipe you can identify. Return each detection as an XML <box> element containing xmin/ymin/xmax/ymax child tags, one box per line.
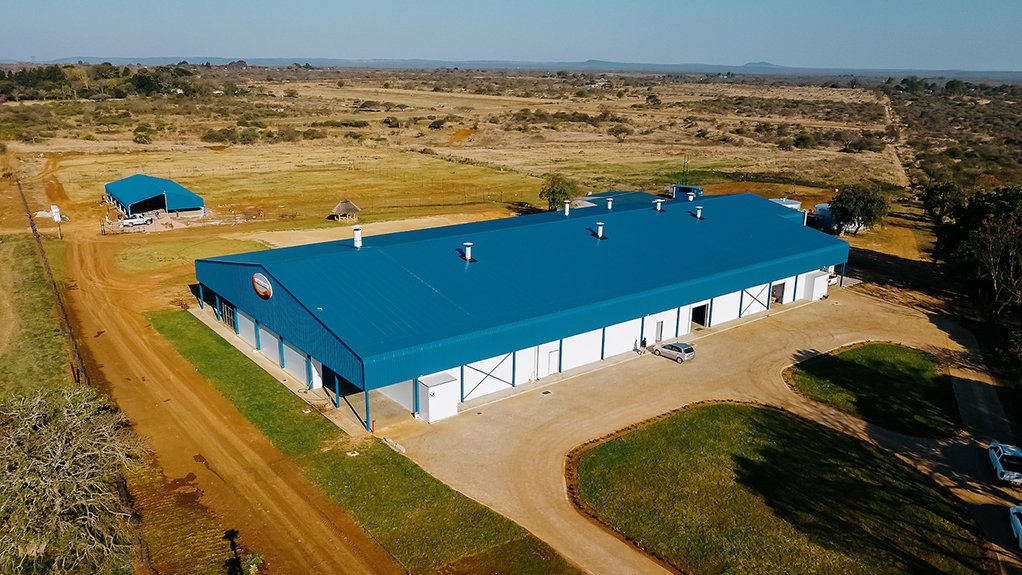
<box><xmin>596</xmin><ymin>221</ymin><xmax>605</xmax><ymax>239</ymax></box>
<box><xmin>654</xmin><ymin>199</ymin><xmax>665</xmax><ymax>212</ymax></box>
<box><xmin>607</xmin><ymin>197</ymin><xmax>614</xmax><ymax>210</ymax></box>
<box><xmin>353</xmin><ymin>225</ymin><xmax>363</xmax><ymax>249</ymax></box>
<box><xmin>463</xmin><ymin>242</ymin><xmax>473</xmax><ymax>262</ymax></box>
<box><xmin>564</xmin><ymin>200</ymin><xmax>571</xmax><ymax>217</ymax></box>
<box><xmin>687</xmin><ymin>192</ymin><xmax>696</xmax><ymax>202</ymax></box>
<box><xmin>696</xmin><ymin>205</ymin><xmax>703</xmax><ymax>219</ymax></box>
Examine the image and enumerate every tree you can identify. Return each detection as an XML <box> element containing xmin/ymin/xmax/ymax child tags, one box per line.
<box><xmin>538</xmin><ymin>174</ymin><xmax>579</xmax><ymax>211</ymax></box>
<box><xmin>0</xmin><ymin>387</ymin><xmax>144</xmax><ymax>574</ymax></box>
<box><xmin>922</xmin><ymin>180</ymin><xmax>968</xmax><ymax>224</ymax></box>
<box><xmin>829</xmin><ymin>185</ymin><xmax>889</xmax><ymax>234</ymax></box>
<box><xmin>607</xmin><ymin>124</ymin><xmax>632</xmax><ymax>142</ymax></box>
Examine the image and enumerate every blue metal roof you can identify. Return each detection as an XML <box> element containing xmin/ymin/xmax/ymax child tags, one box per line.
<box><xmin>105</xmin><ymin>174</ymin><xmax>204</xmax><ymax>213</ymax></box>
<box><xmin>196</xmin><ymin>193</ymin><xmax>848</xmax><ymax>389</ymax></box>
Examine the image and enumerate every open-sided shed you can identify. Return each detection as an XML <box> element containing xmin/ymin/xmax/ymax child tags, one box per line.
<box><xmin>105</xmin><ymin>174</ymin><xmax>204</xmax><ymax>215</ymax></box>
<box><xmin>329</xmin><ymin>199</ymin><xmax>361</xmax><ymax>221</ymax></box>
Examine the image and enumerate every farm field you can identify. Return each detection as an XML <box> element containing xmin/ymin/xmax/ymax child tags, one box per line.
<box><xmin>574</xmin><ymin>403</ymin><xmax>986</xmax><ymax>575</ymax></box>
<box><xmin>2</xmin><ymin>71</ymin><xmax>920</xmax><ymax>573</ymax></box>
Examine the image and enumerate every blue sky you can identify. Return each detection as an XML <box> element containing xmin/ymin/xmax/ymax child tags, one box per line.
<box><xmin>4</xmin><ymin>0</ymin><xmax>1020</xmax><ymax>70</ymax></box>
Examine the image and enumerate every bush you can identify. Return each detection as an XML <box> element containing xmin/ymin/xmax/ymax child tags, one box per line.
<box><xmin>382</xmin><ymin>116</ymin><xmax>400</xmax><ymax>128</ymax></box>
<box><xmin>428</xmin><ymin>119</ymin><xmax>446</xmax><ymax>129</ymax></box>
<box><xmin>133</xmin><ymin>132</ymin><xmax>151</xmax><ymax>144</ymax></box>
<box><xmin>302</xmin><ymin>128</ymin><xmax>326</xmax><ymax>140</ymax></box>
<box><xmin>607</xmin><ymin>124</ymin><xmax>633</xmax><ymax>142</ymax></box>
<box><xmin>793</xmin><ymin>132</ymin><xmax>817</xmax><ymax>149</ymax></box>
<box><xmin>201</xmin><ymin>127</ymin><xmax>239</xmax><ymax>144</ymax></box>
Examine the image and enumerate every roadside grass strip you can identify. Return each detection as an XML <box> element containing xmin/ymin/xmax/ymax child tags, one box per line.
<box><xmin>574</xmin><ymin>403</ymin><xmax>986</xmax><ymax>575</ymax></box>
<box><xmin>788</xmin><ymin>342</ymin><xmax>957</xmax><ymax>436</ymax></box>
<box><xmin>147</xmin><ymin>310</ymin><xmax>580</xmax><ymax>575</ymax></box>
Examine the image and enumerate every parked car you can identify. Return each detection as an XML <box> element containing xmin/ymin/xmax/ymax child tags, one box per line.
<box><xmin>1010</xmin><ymin>505</ymin><xmax>1022</xmax><ymax>550</ymax></box>
<box><xmin>652</xmin><ymin>342</ymin><xmax>695</xmax><ymax>363</ymax></box>
<box><xmin>122</xmin><ymin>213</ymin><xmax>153</xmax><ymax>227</ymax></box>
<box><xmin>989</xmin><ymin>442</ymin><xmax>1022</xmax><ymax>484</ymax></box>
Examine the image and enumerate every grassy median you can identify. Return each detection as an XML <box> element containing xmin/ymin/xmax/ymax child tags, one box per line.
<box><xmin>574</xmin><ymin>403</ymin><xmax>985</xmax><ymax>575</ymax></box>
<box><xmin>787</xmin><ymin>342</ymin><xmax>957</xmax><ymax>436</ymax></box>
<box><xmin>147</xmin><ymin>309</ymin><xmax>579</xmax><ymax>575</ymax></box>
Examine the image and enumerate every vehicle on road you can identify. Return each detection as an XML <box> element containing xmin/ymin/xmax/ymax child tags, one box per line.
<box><xmin>989</xmin><ymin>442</ymin><xmax>1022</xmax><ymax>484</ymax></box>
<box><xmin>122</xmin><ymin>213</ymin><xmax>153</xmax><ymax>227</ymax></box>
<box><xmin>1010</xmin><ymin>505</ymin><xmax>1022</xmax><ymax>549</ymax></box>
<box><xmin>652</xmin><ymin>342</ymin><xmax>695</xmax><ymax>363</ymax></box>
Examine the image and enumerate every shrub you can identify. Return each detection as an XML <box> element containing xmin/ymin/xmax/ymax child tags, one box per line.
<box><xmin>382</xmin><ymin>116</ymin><xmax>400</xmax><ymax>128</ymax></box>
<box><xmin>428</xmin><ymin>119</ymin><xmax>446</xmax><ymax>129</ymax></box>
<box><xmin>793</xmin><ymin>132</ymin><xmax>817</xmax><ymax>149</ymax></box>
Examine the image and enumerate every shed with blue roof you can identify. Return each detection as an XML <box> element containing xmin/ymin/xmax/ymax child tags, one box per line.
<box><xmin>105</xmin><ymin>174</ymin><xmax>205</xmax><ymax>215</ymax></box>
<box><xmin>194</xmin><ymin>192</ymin><xmax>847</xmax><ymax>430</ymax></box>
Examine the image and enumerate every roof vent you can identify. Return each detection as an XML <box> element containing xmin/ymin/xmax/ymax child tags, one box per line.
<box><xmin>687</xmin><ymin>192</ymin><xmax>696</xmax><ymax>202</ymax></box>
<box><xmin>654</xmin><ymin>199</ymin><xmax>665</xmax><ymax>212</ymax></box>
<box><xmin>596</xmin><ymin>221</ymin><xmax>605</xmax><ymax>239</ymax></box>
<box><xmin>463</xmin><ymin>242</ymin><xmax>474</xmax><ymax>262</ymax></box>
<box><xmin>563</xmin><ymin>200</ymin><xmax>571</xmax><ymax>217</ymax></box>
<box><xmin>353</xmin><ymin>225</ymin><xmax>363</xmax><ymax>249</ymax></box>
<box><xmin>607</xmin><ymin>197</ymin><xmax>614</xmax><ymax>210</ymax></box>
<box><xmin>695</xmin><ymin>205</ymin><xmax>703</xmax><ymax>219</ymax></box>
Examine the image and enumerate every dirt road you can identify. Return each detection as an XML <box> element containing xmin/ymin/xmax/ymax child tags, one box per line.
<box><xmin>62</xmin><ymin>228</ymin><xmax>402</xmax><ymax>574</ymax></box>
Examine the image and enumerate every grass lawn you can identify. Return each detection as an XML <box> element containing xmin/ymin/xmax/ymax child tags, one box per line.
<box><xmin>147</xmin><ymin>310</ymin><xmax>580</xmax><ymax>575</ymax></box>
<box><xmin>0</xmin><ymin>234</ymin><xmax>72</xmax><ymax>394</ymax></box>
<box><xmin>788</xmin><ymin>342</ymin><xmax>957</xmax><ymax>436</ymax></box>
<box><xmin>575</xmin><ymin>404</ymin><xmax>985</xmax><ymax>575</ymax></box>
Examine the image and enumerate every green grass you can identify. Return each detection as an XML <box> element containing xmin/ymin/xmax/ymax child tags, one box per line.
<box><xmin>0</xmin><ymin>234</ymin><xmax>72</xmax><ymax>394</ymax></box>
<box><xmin>116</xmin><ymin>237</ymin><xmax>269</xmax><ymax>274</ymax></box>
<box><xmin>575</xmin><ymin>404</ymin><xmax>985</xmax><ymax>575</ymax></box>
<box><xmin>147</xmin><ymin>310</ymin><xmax>580</xmax><ymax>575</ymax></box>
<box><xmin>789</xmin><ymin>343</ymin><xmax>957</xmax><ymax>436</ymax></box>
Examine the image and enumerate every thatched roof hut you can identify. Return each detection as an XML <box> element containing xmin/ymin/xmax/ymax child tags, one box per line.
<box><xmin>329</xmin><ymin>199</ymin><xmax>361</xmax><ymax>221</ymax></box>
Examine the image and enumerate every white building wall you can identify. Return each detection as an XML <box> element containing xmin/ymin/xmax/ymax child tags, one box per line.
<box><xmin>793</xmin><ymin>272</ymin><xmax>812</xmax><ymax>301</ymax></box>
<box><xmin>310</xmin><ymin>358</ymin><xmax>323</xmax><ymax>390</ymax></box>
<box><xmin>676</xmin><ymin>305</ymin><xmax>693</xmax><ymax>337</ymax></box>
<box><xmin>603</xmin><ymin>318</ymin><xmax>641</xmax><ymax>357</ymax></box>
<box><xmin>379</xmin><ymin>379</ymin><xmax>415</xmax><ymax>411</ymax></box>
<box><xmin>535</xmin><ymin>340</ymin><xmax>561</xmax><ymax>379</ymax></box>
<box><xmin>463</xmin><ymin>352</ymin><xmax>514</xmax><ymax>400</ymax></box>
<box><xmin>514</xmin><ymin>347</ymin><xmax>537</xmax><ymax>384</ymax></box>
<box><xmin>237</xmin><ymin>311</ymin><xmax>257</xmax><ymax>347</ymax></box>
<box><xmin>740</xmin><ymin>283</ymin><xmax>770</xmax><ymax>317</ymax></box>
<box><xmin>803</xmin><ymin>270</ymin><xmax>830</xmax><ymax>301</ymax></box>
<box><xmin>561</xmin><ymin>328</ymin><xmax>603</xmax><ymax>371</ymax></box>
<box><xmin>710</xmin><ymin>291</ymin><xmax>742</xmax><ymax>326</ymax></box>
<box><xmin>282</xmin><ymin>340</ymin><xmax>307</xmax><ymax>384</ymax></box>
<box><xmin>775</xmin><ymin>276</ymin><xmax>797</xmax><ymax>304</ymax></box>
<box><xmin>642</xmin><ymin>308</ymin><xmax>678</xmax><ymax>344</ymax></box>
<box><xmin>259</xmin><ymin>326</ymin><xmax>280</xmax><ymax>365</ymax></box>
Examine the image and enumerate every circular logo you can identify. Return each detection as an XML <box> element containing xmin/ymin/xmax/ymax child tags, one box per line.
<box><xmin>252</xmin><ymin>273</ymin><xmax>272</xmax><ymax>299</ymax></box>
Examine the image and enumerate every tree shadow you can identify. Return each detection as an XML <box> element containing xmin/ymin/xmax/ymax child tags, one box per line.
<box><xmin>223</xmin><ymin>529</ymin><xmax>242</xmax><ymax>575</ymax></box>
<box><xmin>734</xmin><ymin>410</ymin><xmax>987</xmax><ymax>574</ymax></box>
<box><xmin>790</xmin><ymin>346</ymin><xmax>959</xmax><ymax>437</ymax></box>
<box><xmin>508</xmin><ymin>201</ymin><xmax>543</xmax><ymax>216</ymax></box>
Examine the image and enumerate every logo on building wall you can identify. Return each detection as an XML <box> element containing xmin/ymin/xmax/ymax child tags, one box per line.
<box><xmin>252</xmin><ymin>273</ymin><xmax>273</xmax><ymax>299</ymax></box>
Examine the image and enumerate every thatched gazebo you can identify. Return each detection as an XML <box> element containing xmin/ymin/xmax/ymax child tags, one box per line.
<box><xmin>329</xmin><ymin>199</ymin><xmax>361</xmax><ymax>221</ymax></box>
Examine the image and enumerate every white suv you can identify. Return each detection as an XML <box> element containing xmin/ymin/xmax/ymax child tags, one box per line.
<box><xmin>122</xmin><ymin>213</ymin><xmax>153</xmax><ymax>227</ymax></box>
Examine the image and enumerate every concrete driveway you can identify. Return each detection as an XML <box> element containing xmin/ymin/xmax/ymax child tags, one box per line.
<box><xmin>386</xmin><ymin>287</ymin><xmax>1022</xmax><ymax>574</ymax></box>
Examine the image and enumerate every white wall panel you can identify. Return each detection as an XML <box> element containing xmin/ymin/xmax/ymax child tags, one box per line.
<box><xmin>793</xmin><ymin>272</ymin><xmax>811</xmax><ymax>301</ymax></box>
<box><xmin>561</xmin><ymin>328</ymin><xmax>603</xmax><ymax>371</ymax></box>
<box><xmin>514</xmin><ymin>347</ymin><xmax>537</xmax><ymax>384</ymax></box>
<box><xmin>536</xmin><ymin>340</ymin><xmax>561</xmax><ymax>379</ymax></box>
<box><xmin>237</xmin><ymin>311</ymin><xmax>257</xmax><ymax>347</ymax></box>
<box><xmin>283</xmin><ymin>340</ymin><xmax>307</xmax><ymax>383</ymax></box>
<box><xmin>310</xmin><ymin>358</ymin><xmax>323</xmax><ymax>390</ymax></box>
<box><xmin>642</xmin><ymin>308</ymin><xmax>678</xmax><ymax>344</ymax></box>
<box><xmin>379</xmin><ymin>379</ymin><xmax>414</xmax><ymax>411</ymax></box>
<box><xmin>710</xmin><ymin>291</ymin><xmax>741</xmax><ymax>326</ymax></box>
<box><xmin>740</xmin><ymin>283</ymin><xmax>770</xmax><ymax>317</ymax></box>
<box><xmin>676</xmin><ymin>305</ymin><xmax>692</xmax><ymax>336</ymax></box>
<box><xmin>259</xmin><ymin>326</ymin><xmax>280</xmax><ymax>365</ymax></box>
<box><xmin>604</xmin><ymin>318</ymin><xmax>641</xmax><ymax>357</ymax></box>
<box><xmin>463</xmin><ymin>352</ymin><xmax>514</xmax><ymax>400</ymax></box>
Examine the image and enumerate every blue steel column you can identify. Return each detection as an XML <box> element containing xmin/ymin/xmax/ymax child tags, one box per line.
<box><xmin>233</xmin><ymin>307</ymin><xmax>240</xmax><ymax>335</ymax></box>
<box><xmin>767</xmin><ymin>282</ymin><xmax>773</xmax><ymax>310</ymax></box>
<box><xmin>675</xmin><ymin>307</ymin><xmax>681</xmax><ymax>338</ymax></box>
<box><xmin>414</xmin><ymin>377</ymin><xmax>420</xmax><ymax>414</ymax></box>
<box><xmin>793</xmin><ymin>274</ymin><xmax>800</xmax><ymax>302</ymax></box>
<box><xmin>333</xmin><ymin>372</ymin><xmax>340</xmax><ymax>408</ymax></box>
<box><xmin>278</xmin><ymin>337</ymin><xmax>285</xmax><ymax>368</ymax></box>
<box><xmin>214</xmin><ymin>294</ymin><xmax>221</xmax><ymax>321</ymax></box>
<box><xmin>305</xmin><ymin>355</ymin><xmax>313</xmax><ymax>390</ymax></box>
<box><xmin>738</xmin><ymin>289</ymin><xmax>745</xmax><ymax>318</ymax></box>
<box><xmin>198</xmin><ymin>284</ymin><xmax>204</xmax><ymax>309</ymax></box>
<box><xmin>708</xmin><ymin>299</ymin><xmax>714</xmax><ymax>328</ymax></box>
<box><xmin>639</xmin><ymin>316</ymin><xmax>645</xmax><ymax>349</ymax></box>
<box><xmin>840</xmin><ymin>262</ymin><xmax>846</xmax><ymax>287</ymax></box>
<box><xmin>460</xmin><ymin>365</ymin><xmax>465</xmax><ymax>402</ymax></box>
<box><xmin>511</xmin><ymin>354</ymin><xmax>516</xmax><ymax>387</ymax></box>
<box><xmin>364</xmin><ymin>389</ymin><xmax>372</xmax><ymax>432</ymax></box>
<box><xmin>600</xmin><ymin>327</ymin><xmax>606</xmax><ymax>360</ymax></box>
<box><xmin>254</xmin><ymin>321</ymin><xmax>261</xmax><ymax>350</ymax></box>
<box><xmin>558</xmin><ymin>339</ymin><xmax>563</xmax><ymax>372</ymax></box>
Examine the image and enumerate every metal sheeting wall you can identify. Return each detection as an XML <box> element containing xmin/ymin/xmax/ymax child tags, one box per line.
<box><xmin>283</xmin><ymin>340</ymin><xmax>306</xmax><ymax>384</ymax></box>
<box><xmin>561</xmin><ymin>328</ymin><xmax>602</xmax><ymax>371</ymax></box>
<box><xmin>259</xmin><ymin>326</ymin><xmax>281</xmax><ymax>365</ymax></box>
<box><xmin>710</xmin><ymin>291</ymin><xmax>742</xmax><ymax>326</ymax></box>
<box><xmin>741</xmin><ymin>283</ymin><xmax>771</xmax><ymax>317</ymax></box>
<box><xmin>237</xmin><ymin>310</ymin><xmax>257</xmax><ymax>347</ymax></box>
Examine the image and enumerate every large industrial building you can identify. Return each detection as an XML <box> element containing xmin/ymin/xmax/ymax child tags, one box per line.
<box><xmin>194</xmin><ymin>192</ymin><xmax>848</xmax><ymax>429</ymax></box>
<box><xmin>105</xmin><ymin>174</ymin><xmax>205</xmax><ymax>215</ymax></box>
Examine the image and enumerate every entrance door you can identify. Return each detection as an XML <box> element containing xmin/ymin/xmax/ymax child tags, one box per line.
<box><xmin>771</xmin><ymin>283</ymin><xmax>785</xmax><ymax>304</ymax></box>
<box><xmin>692</xmin><ymin>304</ymin><xmax>708</xmax><ymax>328</ymax></box>
<box><xmin>655</xmin><ymin>321</ymin><xmax>664</xmax><ymax>342</ymax></box>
